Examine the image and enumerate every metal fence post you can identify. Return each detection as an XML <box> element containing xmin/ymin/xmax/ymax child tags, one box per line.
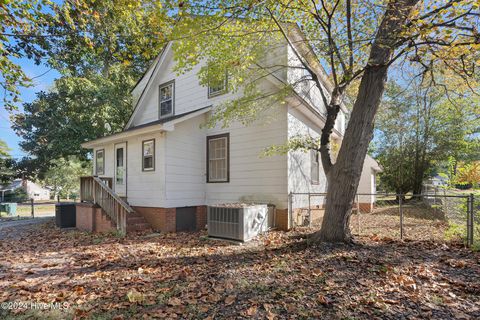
<box><xmin>399</xmin><ymin>195</ymin><xmax>404</xmax><ymax>240</ymax></box>
<box><xmin>468</xmin><ymin>194</ymin><xmax>474</xmax><ymax>247</ymax></box>
<box><xmin>443</xmin><ymin>189</ymin><xmax>448</xmax><ymax>218</ymax></box>
<box><xmin>288</xmin><ymin>192</ymin><xmax>293</xmax><ymax>228</ymax></box>
<box><xmin>308</xmin><ymin>193</ymin><xmax>311</xmax><ymax>227</ymax></box>
<box><xmin>30</xmin><ymin>198</ymin><xmax>34</xmax><ymax>218</ymax></box>
<box><xmin>356</xmin><ymin>194</ymin><xmax>360</xmax><ymax>235</ymax></box>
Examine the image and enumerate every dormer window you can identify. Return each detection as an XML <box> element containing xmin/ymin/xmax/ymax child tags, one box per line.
<box><xmin>159</xmin><ymin>80</ymin><xmax>174</xmax><ymax>118</ymax></box>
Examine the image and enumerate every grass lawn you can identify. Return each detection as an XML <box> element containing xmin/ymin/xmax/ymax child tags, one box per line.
<box><xmin>0</xmin><ymin>206</ymin><xmax>55</xmax><ymax>221</ymax></box>
<box><xmin>16</xmin><ymin>204</ymin><xmax>55</xmax><ymax>217</ymax></box>
<box><xmin>0</xmin><ymin>203</ymin><xmax>60</xmax><ymax>219</ymax></box>
<box><xmin>0</xmin><ymin>219</ymin><xmax>479</xmax><ymax>319</ymax></box>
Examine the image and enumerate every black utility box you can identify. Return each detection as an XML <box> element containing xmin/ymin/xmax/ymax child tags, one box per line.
<box><xmin>55</xmin><ymin>203</ymin><xmax>76</xmax><ymax>228</ymax></box>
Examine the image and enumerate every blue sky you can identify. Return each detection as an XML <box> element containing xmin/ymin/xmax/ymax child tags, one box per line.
<box><xmin>0</xmin><ymin>58</ymin><xmax>60</xmax><ymax>159</ymax></box>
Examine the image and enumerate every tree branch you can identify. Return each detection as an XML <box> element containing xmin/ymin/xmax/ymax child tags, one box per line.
<box><xmin>266</xmin><ymin>7</ymin><xmax>330</xmax><ymax>108</ymax></box>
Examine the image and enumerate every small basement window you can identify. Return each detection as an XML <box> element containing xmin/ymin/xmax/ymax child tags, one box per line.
<box><xmin>142</xmin><ymin>139</ymin><xmax>155</xmax><ymax>171</ymax></box>
<box><xmin>159</xmin><ymin>81</ymin><xmax>174</xmax><ymax>118</ymax></box>
<box><xmin>311</xmin><ymin>150</ymin><xmax>319</xmax><ymax>185</ymax></box>
<box><xmin>96</xmin><ymin>149</ymin><xmax>105</xmax><ymax>175</ymax></box>
<box><xmin>207</xmin><ymin>133</ymin><xmax>229</xmax><ymax>182</ymax></box>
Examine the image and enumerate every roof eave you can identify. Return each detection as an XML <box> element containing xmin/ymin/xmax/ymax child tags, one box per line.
<box><xmin>81</xmin><ymin>106</ymin><xmax>212</xmax><ymax>149</ymax></box>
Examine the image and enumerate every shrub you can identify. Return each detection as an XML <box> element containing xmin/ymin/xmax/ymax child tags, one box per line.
<box><xmin>453</xmin><ymin>162</ymin><xmax>480</xmax><ymax>189</ymax></box>
<box><xmin>3</xmin><ymin>188</ymin><xmax>29</xmax><ymax>203</ymax></box>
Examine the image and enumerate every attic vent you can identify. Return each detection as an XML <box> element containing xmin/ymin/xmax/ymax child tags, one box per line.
<box><xmin>207</xmin><ymin>204</ymin><xmax>270</xmax><ymax>241</ymax></box>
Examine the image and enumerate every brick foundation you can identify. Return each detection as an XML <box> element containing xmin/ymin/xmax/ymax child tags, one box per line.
<box><xmin>75</xmin><ymin>203</ymin><xmax>115</xmax><ymax>233</ymax></box>
<box><xmin>275</xmin><ymin>209</ymin><xmax>290</xmax><ymax>231</ymax></box>
<box><xmin>132</xmin><ymin>205</ymin><xmax>209</xmax><ymax>232</ymax></box>
<box><xmin>196</xmin><ymin>206</ymin><xmax>207</xmax><ymax>230</ymax></box>
<box><xmin>133</xmin><ymin>207</ymin><xmax>176</xmax><ymax>233</ymax></box>
<box><xmin>353</xmin><ymin>203</ymin><xmax>374</xmax><ymax>213</ymax></box>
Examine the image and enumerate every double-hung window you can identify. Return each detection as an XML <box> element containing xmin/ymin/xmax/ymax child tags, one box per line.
<box><xmin>142</xmin><ymin>139</ymin><xmax>155</xmax><ymax>171</ymax></box>
<box><xmin>96</xmin><ymin>149</ymin><xmax>105</xmax><ymax>175</ymax></box>
<box><xmin>311</xmin><ymin>150</ymin><xmax>319</xmax><ymax>185</ymax></box>
<box><xmin>159</xmin><ymin>81</ymin><xmax>174</xmax><ymax>118</ymax></box>
<box><xmin>207</xmin><ymin>133</ymin><xmax>229</xmax><ymax>182</ymax></box>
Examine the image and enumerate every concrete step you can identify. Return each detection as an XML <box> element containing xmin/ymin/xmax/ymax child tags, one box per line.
<box><xmin>126</xmin><ymin>222</ymin><xmax>152</xmax><ymax>232</ymax></box>
<box><xmin>127</xmin><ymin>212</ymin><xmax>144</xmax><ymax>218</ymax></box>
<box><xmin>127</xmin><ymin>216</ymin><xmax>147</xmax><ymax>224</ymax></box>
<box><xmin>126</xmin><ymin>212</ymin><xmax>152</xmax><ymax>233</ymax></box>
<box><xmin>96</xmin><ymin>208</ymin><xmax>152</xmax><ymax>233</ymax></box>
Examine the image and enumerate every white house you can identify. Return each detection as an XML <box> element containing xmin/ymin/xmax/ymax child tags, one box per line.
<box><xmin>80</xmin><ymin>29</ymin><xmax>380</xmax><ymax>232</ymax></box>
<box><xmin>357</xmin><ymin>155</ymin><xmax>383</xmax><ymax>212</ymax></box>
<box><xmin>0</xmin><ymin>179</ymin><xmax>51</xmax><ymax>201</ymax></box>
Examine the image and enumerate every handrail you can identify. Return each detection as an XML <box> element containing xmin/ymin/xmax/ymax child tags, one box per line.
<box><xmin>80</xmin><ymin>176</ymin><xmax>133</xmax><ymax>235</ymax></box>
<box><xmin>92</xmin><ymin>177</ymin><xmax>134</xmax><ymax>213</ymax></box>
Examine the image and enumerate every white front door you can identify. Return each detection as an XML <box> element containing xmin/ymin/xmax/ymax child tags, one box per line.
<box><xmin>114</xmin><ymin>142</ymin><xmax>127</xmax><ymax>197</ymax></box>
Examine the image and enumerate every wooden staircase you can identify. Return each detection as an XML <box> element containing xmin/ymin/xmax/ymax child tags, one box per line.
<box><xmin>80</xmin><ymin>176</ymin><xmax>151</xmax><ymax>234</ymax></box>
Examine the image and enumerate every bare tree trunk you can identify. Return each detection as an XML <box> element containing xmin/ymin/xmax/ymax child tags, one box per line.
<box><xmin>316</xmin><ymin>65</ymin><xmax>389</xmax><ymax>242</ymax></box>
<box><xmin>315</xmin><ymin>0</ymin><xmax>419</xmax><ymax>242</ymax></box>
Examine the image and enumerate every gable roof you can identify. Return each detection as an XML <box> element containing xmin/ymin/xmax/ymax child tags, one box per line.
<box><xmin>124</xmin><ymin>106</ymin><xmax>210</xmax><ymax>132</ymax></box>
<box><xmin>124</xmin><ymin>26</ymin><xmax>348</xmax><ymax>132</ymax></box>
<box><xmin>124</xmin><ymin>43</ymin><xmax>171</xmax><ymax>130</ymax></box>
<box><xmin>365</xmin><ymin>155</ymin><xmax>383</xmax><ymax>172</ymax></box>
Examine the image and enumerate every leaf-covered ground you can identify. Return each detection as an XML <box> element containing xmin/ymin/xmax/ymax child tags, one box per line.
<box><xmin>0</xmin><ymin>220</ymin><xmax>479</xmax><ymax>319</ymax></box>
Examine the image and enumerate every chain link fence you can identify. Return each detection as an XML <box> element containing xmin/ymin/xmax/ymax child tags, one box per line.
<box><xmin>289</xmin><ymin>187</ymin><xmax>477</xmax><ymax>247</ymax></box>
<box><xmin>0</xmin><ymin>199</ymin><xmax>78</xmax><ymax>222</ymax></box>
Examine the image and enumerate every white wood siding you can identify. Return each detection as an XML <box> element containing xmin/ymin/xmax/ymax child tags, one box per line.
<box><xmin>93</xmin><ymin>144</ymin><xmax>114</xmax><ymax>179</ymax></box>
<box><xmin>164</xmin><ymin>115</ymin><xmax>207</xmax><ymax>207</ymax></box>
<box><xmin>287</xmin><ymin>112</ymin><xmax>328</xmax><ymax>209</ymax></box>
<box><xmin>286</xmin><ymin>45</ymin><xmax>346</xmax><ymax>136</ymax></box>
<box><xmin>125</xmin><ymin>131</ymin><xmax>166</xmax><ymax>207</ymax></box>
<box><xmin>93</xmin><ymin>131</ymin><xmax>167</xmax><ymax>207</ymax></box>
<box><xmin>130</xmin><ymin>46</ymin><xmax>239</xmax><ymax>128</ymax></box>
<box><xmin>205</xmin><ymin>105</ymin><xmax>289</xmax><ymax>209</ymax></box>
<box><xmin>358</xmin><ymin>156</ymin><xmax>378</xmax><ymax>204</ymax></box>
<box><xmin>89</xmin><ymin>39</ymin><xmax>355</xmax><ymax>211</ymax></box>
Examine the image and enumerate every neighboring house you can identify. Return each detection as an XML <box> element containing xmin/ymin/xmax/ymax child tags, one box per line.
<box><xmin>357</xmin><ymin>155</ymin><xmax>383</xmax><ymax>212</ymax></box>
<box><xmin>427</xmin><ymin>174</ymin><xmax>448</xmax><ymax>187</ymax></box>
<box><xmin>0</xmin><ymin>179</ymin><xmax>51</xmax><ymax>201</ymax></box>
<box><xmin>80</xmin><ymin>28</ymin><xmax>381</xmax><ymax>233</ymax></box>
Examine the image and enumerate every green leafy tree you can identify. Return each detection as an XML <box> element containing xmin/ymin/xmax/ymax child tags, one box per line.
<box><xmin>172</xmin><ymin>0</ymin><xmax>479</xmax><ymax>242</ymax></box>
<box><xmin>0</xmin><ymin>0</ymin><xmax>51</xmax><ymax>111</ymax></box>
<box><xmin>13</xmin><ymin>66</ymin><xmax>135</xmax><ymax>173</ymax></box>
<box><xmin>43</xmin><ymin>157</ymin><xmax>91</xmax><ymax>200</ymax></box>
<box><xmin>376</xmin><ymin>80</ymin><xmax>479</xmax><ymax>194</ymax></box>
<box><xmin>0</xmin><ymin>139</ymin><xmax>10</xmax><ymax>157</ymax></box>
<box><xmin>12</xmin><ymin>0</ymin><xmax>172</xmax><ymax>174</ymax></box>
<box><xmin>3</xmin><ymin>188</ymin><xmax>29</xmax><ymax>203</ymax></box>
<box><xmin>1</xmin><ymin>0</ymin><xmax>172</xmax><ymax>111</ymax></box>
<box><xmin>39</xmin><ymin>0</ymin><xmax>171</xmax><ymax>77</ymax></box>
<box><xmin>0</xmin><ymin>139</ymin><xmax>14</xmax><ymax>184</ymax></box>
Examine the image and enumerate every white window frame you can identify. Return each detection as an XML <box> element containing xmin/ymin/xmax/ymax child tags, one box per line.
<box><xmin>95</xmin><ymin>149</ymin><xmax>105</xmax><ymax>175</ymax></box>
<box><xmin>159</xmin><ymin>80</ymin><xmax>174</xmax><ymax>118</ymax></box>
<box><xmin>142</xmin><ymin>139</ymin><xmax>155</xmax><ymax>172</ymax></box>
<box><xmin>207</xmin><ymin>133</ymin><xmax>229</xmax><ymax>183</ymax></box>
